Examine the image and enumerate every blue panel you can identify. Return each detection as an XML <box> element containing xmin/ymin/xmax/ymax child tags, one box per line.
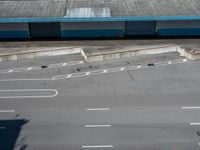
<box><xmin>158</xmin><ymin>28</ymin><xmax>200</xmax><ymax>36</ymax></box>
<box><xmin>126</xmin><ymin>29</ymin><xmax>155</xmax><ymax>35</ymax></box>
<box><xmin>0</xmin><ymin>31</ymin><xmax>29</xmax><ymax>38</ymax></box>
<box><xmin>61</xmin><ymin>30</ymin><xmax>124</xmax><ymax>37</ymax></box>
<box><xmin>0</xmin><ymin>16</ymin><xmax>200</xmax><ymax>23</ymax></box>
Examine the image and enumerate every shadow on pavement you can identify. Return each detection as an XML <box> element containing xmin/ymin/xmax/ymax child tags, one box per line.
<box><xmin>0</xmin><ymin>119</ymin><xmax>29</xmax><ymax>150</ymax></box>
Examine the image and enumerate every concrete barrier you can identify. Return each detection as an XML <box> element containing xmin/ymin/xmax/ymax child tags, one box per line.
<box><xmin>81</xmin><ymin>45</ymin><xmax>200</xmax><ymax>62</ymax></box>
<box><xmin>0</xmin><ymin>47</ymin><xmax>81</xmax><ymax>62</ymax></box>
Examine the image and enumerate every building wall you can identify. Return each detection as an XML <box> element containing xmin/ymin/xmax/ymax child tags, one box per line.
<box><xmin>0</xmin><ymin>20</ymin><xmax>200</xmax><ymax>39</ymax></box>
<box><xmin>29</xmin><ymin>23</ymin><xmax>60</xmax><ymax>38</ymax></box>
<box><xmin>0</xmin><ymin>23</ymin><xmax>29</xmax><ymax>38</ymax></box>
<box><xmin>156</xmin><ymin>20</ymin><xmax>200</xmax><ymax>36</ymax></box>
<box><xmin>125</xmin><ymin>21</ymin><xmax>156</xmax><ymax>36</ymax></box>
<box><xmin>60</xmin><ymin>22</ymin><xmax>125</xmax><ymax>38</ymax></box>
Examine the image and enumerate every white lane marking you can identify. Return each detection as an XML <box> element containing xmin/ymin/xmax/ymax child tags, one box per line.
<box><xmin>8</xmin><ymin>69</ymin><xmax>13</xmax><ymax>73</ymax></box>
<box><xmin>168</xmin><ymin>61</ymin><xmax>172</xmax><ymax>64</ymax></box>
<box><xmin>85</xmin><ymin>72</ymin><xmax>90</xmax><ymax>75</ymax></box>
<box><xmin>0</xmin><ymin>127</ymin><xmax>6</xmax><ymax>129</ymax></box>
<box><xmin>86</xmin><ymin>108</ymin><xmax>110</xmax><ymax>111</ymax></box>
<box><xmin>62</xmin><ymin>63</ymin><xmax>67</xmax><ymax>66</ymax></box>
<box><xmin>0</xmin><ymin>110</ymin><xmax>15</xmax><ymax>113</ymax></box>
<box><xmin>190</xmin><ymin>123</ymin><xmax>200</xmax><ymax>126</ymax></box>
<box><xmin>182</xmin><ymin>107</ymin><xmax>200</xmax><ymax>109</ymax></box>
<box><xmin>103</xmin><ymin>69</ymin><xmax>108</xmax><ymax>73</ymax></box>
<box><xmin>0</xmin><ymin>78</ymin><xmax>51</xmax><ymax>82</ymax></box>
<box><xmin>0</xmin><ymin>89</ymin><xmax>58</xmax><ymax>99</ymax></box>
<box><xmin>0</xmin><ymin>59</ymin><xmax>190</xmax><ymax>82</ymax></box>
<box><xmin>183</xmin><ymin>58</ymin><xmax>187</xmax><ymax>62</ymax></box>
<box><xmin>82</xmin><ymin>145</ymin><xmax>113</xmax><ymax>148</ymax></box>
<box><xmin>0</xmin><ymin>60</ymin><xmax>84</xmax><ymax>75</ymax></box>
<box><xmin>67</xmin><ymin>74</ymin><xmax>72</xmax><ymax>78</ymax></box>
<box><xmin>27</xmin><ymin>67</ymin><xmax>32</xmax><ymax>70</ymax></box>
<box><xmin>198</xmin><ymin>143</ymin><xmax>200</xmax><ymax>146</ymax></box>
<box><xmin>85</xmin><ymin>125</ymin><xmax>111</xmax><ymax>128</ymax></box>
<box><xmin>120</xmin><ymin>67</ymin><xmax>125</xmax><ymax>71</ymax></box>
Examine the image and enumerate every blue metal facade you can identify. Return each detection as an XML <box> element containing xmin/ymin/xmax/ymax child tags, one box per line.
<box><xmin>0</xmin><ymin>16</ymin><xmax>200</xmax><ymax>39</ymax></box>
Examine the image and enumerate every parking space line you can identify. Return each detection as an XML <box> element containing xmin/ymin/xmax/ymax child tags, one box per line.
<box><xmin>0</xmin><ymin>110</ymin><xmax>15</xmax><ymax>113</ymax></box>
<box><xmin>82</xmin><ymin>145</ymin><xmax>113</xmax><ymax>148</ymax></box>
<box><xmin>181</xmin><ymin>107</ymin><xmax>200</xmax><ymax>109</ymax></box>
<box><xmin>86</xmin><ymin>108</ymin><xmax>110</xmax><ymax>111</ymax></box>
<box><xmin>85</xmin><ymin>125</ymin><xmax>112</xmax><ymax>128</ymax></box>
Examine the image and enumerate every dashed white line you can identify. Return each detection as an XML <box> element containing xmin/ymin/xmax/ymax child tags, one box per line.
<box><xmin>183</xmin><ymin>58</ymin><xmax>187</xmax><ymax>62</ymax></box>
<box><xmin>62</xmin><ymin>63</ymin><xmax>67</xmax><ymax>66</ymax></box>
<box><xmin>67</xmin><ymin>74</ymin><xmax>72</xmax><ymax>78</ymax></box>
<box><xmin>120</xmin><ymin>67</ymin><xmax>125</xmax><ymax>71</ymax></box>
<box><xmin>85</xmin><ymin>125</ymin><xmax>112</xmax><ymax>128</ymax></box>
<box><xmin>0</xmin><ymin>127</ymin><xmax>6</xmax><ymax>129</ymax></box>
<box><xmin>8</xmin><ymin>69</ymin><xmax>13</xmax><ymax>73</ymax></box>
<box><xmin>0</xmin><ymin>110</ymin><xmax>15</xmax><ymax>113</ymax></box>
<box><xmin>27</xmin><ymin>67</ymin><xmax>32</xmax><ymax>70</ymax></box>
<box><xmin>86</xmin><ymin>108</ymin><xmax>110</xmax><ymax>111</ymax></box>
<box><xmin>181</xmin><ymin>107</ymin><xmax>200</xmax><ymax>109</ymax></box>
<box><xmin>137</xmin><ymin>65</ymin><xmax>141</xmax><ymax>69</ymax></box>
<box><xmin>103</xmin><ymin>69</ymin><xmax>108</xmax><ymax>73</ymax></box>
<box><xmin>85</xmin><ymin>72</ymin><xmax>90</xmax><ymax>75</ymax></box>
<box><xmin>168</xmin><ymin>61</ymin><xmax>172</xmax><ymax>64</ymax></box>
<box><xmin>82</xmin><ymin>145</ymin><xmax>113</xmax><ymax>148</ymax></box>
<box><xmin>190</xmin><ymin>123</ymin><xmax>200</xmax><ymax>126</ymax></box>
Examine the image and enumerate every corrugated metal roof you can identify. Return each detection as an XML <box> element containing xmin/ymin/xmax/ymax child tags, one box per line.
<box><xmin>65</xmin><ymin>7</ymin><xmax>111</xmax><ymax>18</ymax></box>
<box><xmin>0</xmin><ymin>0</ymin><xmax>199</xmax><ymax>18</ymax></box>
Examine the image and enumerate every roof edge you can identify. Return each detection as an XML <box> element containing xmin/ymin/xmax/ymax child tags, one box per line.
<box><xmin>0</xmin><ymin>16</ymin><xmax>200</xmax><ymax>23</ymax></box>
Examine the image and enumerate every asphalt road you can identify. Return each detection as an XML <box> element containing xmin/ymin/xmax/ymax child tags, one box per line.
<box><xmin>0</xmin><ymin>53</ymin><xmax>200</xmax><ymax>150</ymax></box>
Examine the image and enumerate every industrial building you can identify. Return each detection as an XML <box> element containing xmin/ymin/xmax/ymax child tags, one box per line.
<box><xmin>0</xmin><ymin>0</ymin><xmax>200</xmax><ymax>39</ymax></box>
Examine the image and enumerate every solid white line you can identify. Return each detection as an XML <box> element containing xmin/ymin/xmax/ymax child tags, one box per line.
<box><xmin>182</xmin><ymin>107</ymin><xmax>200</xmax><ymax>109</ymax></box>
<box><xmin>0</xmin><ymin>89</ymin><xmax>58</xmax><ymax>99</ymax></box>
<box><xmin>190</xmin><ymin>123</ymin><xmax>200</xmax><ymax>126</ymax></box>
<box><xmin>0</xmin><ymin>127</ymin><xmax>6</xmax><ymax>129</ymax></box>
<box><xmin>86</xmin><ymin>108</ymin><xmax>110</xmax><ymax>111</ymax></box>
<box><xmin>85</xmin><ymin>125</ymin><xmax>111</xmax><ymax>128</ymax></box>
<box><xmin>0</xmin><ymin>110</ymin><xmax>15</xmax><ymax>113</ymax></box>
<box><xmin>82</xmin><ymin>145</ymin><xmax>113</xmax><ymax>148</ymax></box>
